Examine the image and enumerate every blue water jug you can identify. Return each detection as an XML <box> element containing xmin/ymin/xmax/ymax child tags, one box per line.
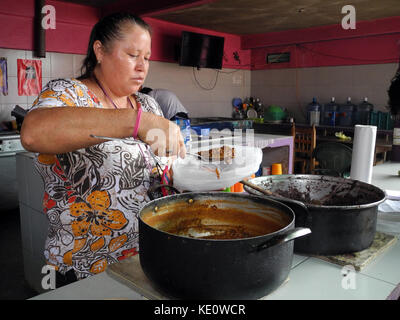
<box><xmin>354</xmin><ymin>97</ymin><xmax>374</xmax><ymax>125</ymax></box>
<box><xmin>323</xmin><ymin>97</ymin><xmax>339</xmax><ymax>126</ymax></box>
<box><xmin>306</xmin><ymin>97</ymin><xmax>321</xmax><ymax>125</ymax></box>
<box><xmin>338</xmin><ymin>97</ymin><xmax>355</xmax><ymax>127</ymax></box>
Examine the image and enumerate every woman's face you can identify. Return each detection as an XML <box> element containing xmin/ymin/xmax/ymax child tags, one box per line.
<box><xmin>98</xmin><ymin>24</ymin><xmax>151</xmax><ymax>96</ymax></box>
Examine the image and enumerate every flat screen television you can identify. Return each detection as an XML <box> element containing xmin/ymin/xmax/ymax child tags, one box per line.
<box><xmin>179</xmin><ymin>31</ymin><xmax>225</xmax><ymax>70</ymax></box>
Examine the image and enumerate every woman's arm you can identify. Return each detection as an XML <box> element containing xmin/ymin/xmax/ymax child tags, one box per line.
<box><xmin>21</xmin><ymin>107</ymin><xmax>186</xmax><ymax>157</ymax></box>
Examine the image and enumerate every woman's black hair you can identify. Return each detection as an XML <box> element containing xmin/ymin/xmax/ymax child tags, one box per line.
<box><xmin>78</xmin><ymin>12</ymin><xmax>151</xmax><ymax>80</ymax></box>
<box><xmin>388</xmin><ymin>66</ymin><xmax>400</xmax><ymax>116</ymax></box>
<box><xmin>139</xmin><ymin>86</ymin><xmax>153</xmax><ymax>94</ymax></box>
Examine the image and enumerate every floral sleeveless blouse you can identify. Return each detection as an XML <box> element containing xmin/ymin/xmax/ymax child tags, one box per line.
<box><xmin>29</xmin><ymin>78</ymin><xmax>164</xmax><ymax>279</ymax></box>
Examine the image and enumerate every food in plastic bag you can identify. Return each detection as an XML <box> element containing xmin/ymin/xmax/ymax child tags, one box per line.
<box><xmin>197</xmin><ymin>145</ymin><xmax>235</xmax><ymax>163</ymax></box>
<box><xmin>172</xmin><ymin>144</ymin><xmax>262</xmax><ymax>192</ymax></box>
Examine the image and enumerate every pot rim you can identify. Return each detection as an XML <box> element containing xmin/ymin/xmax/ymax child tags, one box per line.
<box><xmin>139</xmin><ymin>191</ymin><xmax>296</xmax><ymax>242</ymax></box>
<box><xmin>245</xmin><ymin>174</ymin><xmax>386</xmax><ymax>210</ymax></box>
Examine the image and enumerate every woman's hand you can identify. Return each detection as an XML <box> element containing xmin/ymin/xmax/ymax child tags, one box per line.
<box><xmin>138</xmin><ymin>111</ymin><xmax>186</xmax><ymax>158</ymax></box>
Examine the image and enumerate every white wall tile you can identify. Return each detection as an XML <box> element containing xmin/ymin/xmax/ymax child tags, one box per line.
<box><xmin>2</xmin><ymin>48</ymin><xmax>394</xmax><ymax>123</ymax></box>
<box><xmin>0</xmin><ymin>48</ymin><xmax>79</xmax><ymax>121</ymax></box>
<box><xmin>0</xmin><ymin>48</ymin><xmax>26</xmax><ymax>77</ymax></box>
<box><xmin>0</xmin><ymin>76</ymin><xmax>28</xmax><ymax>104</ymax></box>
<box><xmin>50</xmin><ymin>52</ymin><xmax>74</xmax><ymax>79</ymax></box>
<box><xmin>297</xmin><ymin>67</ymin><xmax>318</xmax><ymax>86</ymax></box>
<box><xmin>145</xmin><ymin>61</ymin><xmax>251</xmax><ymax>119</ymax></box>
<box><xmin>0</xmin><ymin>103</ymin><xmax>19</xmax><ymax>122</ymax></box>
<box><xmin>73</xmin><ymin>54</ymin><xmax>86</xmax><ymax>78</ymax></box>
<box><xmin>251</xmin><ymin>63</ymin><xmax>397</xmax><ymax>122</ymax></box>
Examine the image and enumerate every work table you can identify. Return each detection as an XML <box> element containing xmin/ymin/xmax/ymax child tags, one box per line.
<box><xmin>30</xmin><ymin>161</ymin><xmax>400</xmax><ymax>300</ymax></box>
<box><xmin>30</xmin><ymin>242</ymin><xmax>400</xmax><ymax>300</ymax></box>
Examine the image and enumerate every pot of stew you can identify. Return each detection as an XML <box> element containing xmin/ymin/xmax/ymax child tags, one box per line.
<box><xmin>139</xmin><ymin>191</ymin><xmax>310</xmax><ymax>299</ymax></box>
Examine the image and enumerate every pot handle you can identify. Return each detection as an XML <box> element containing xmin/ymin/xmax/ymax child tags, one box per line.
<box><xmin>147</xmin><ymin>184</ymin><xmax>181</xmax><ymax>200</ymax></box>
<box><xmin>277</xmin><ymin>197</ymin><xmax>312</xmax><ymax>228</ymax></box>
<box><xmin>256</xmin><ymin>227</ymin><xmax>311</xmax><ymax>252</ymax></box>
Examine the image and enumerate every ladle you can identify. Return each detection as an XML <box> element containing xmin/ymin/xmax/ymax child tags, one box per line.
<box><xmin>240</xmin><ymin>180</ymin><xmax>275</xmax><ymax>197</ymax></box>
<box><xmin>240</xmin><ymin>179</ymin><xmax>310</xmax><ymax>215</ymax></box>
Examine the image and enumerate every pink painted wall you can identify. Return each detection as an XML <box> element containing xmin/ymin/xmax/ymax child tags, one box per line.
<box><xmin>0</xmin><ymin>0</ymin><xmax>99</xmax><ymax>53</ymax></box>
<box><xmin>0</xmin><ymin>0</ymin><xmax>398</xmax><ymax>71</ymax></box>
<box><xmin>0</xmin><ymin>0</ymin><xmax>248</xmax><ymax>69</ymax></box>
<box><xmin>243</xmin><ymin>16</ymin><xmax>400</xmax><ymax>70</ymax></box>
<box><xmin>0</xmin><ymin>0</ymin><xmax>35</xmax><ymax>51</ymax></box>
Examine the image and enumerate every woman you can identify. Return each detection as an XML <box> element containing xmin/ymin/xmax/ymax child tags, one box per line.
<box><xmin>139</xmin><ymin>87</ymin><xmax>189</xmax><ymax>120</ymax></box>
<box><xmin>21</xmin><ymin>12</ymin><xmax>185</xmax><ymax>286</ymax></box>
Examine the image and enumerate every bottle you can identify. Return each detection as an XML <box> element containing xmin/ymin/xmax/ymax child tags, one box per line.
<box><xmin>175</xmin><ymin>117</ymin><xmax>191</xmax><ymax>146</ymax></box>
<box><xmin>323</xmin><ymin>97</ymin><xmax>339</xmax><ymax>126</ymax></box>
<box><xmin>307</xmin><ymin>97</ymin><xmax>321</xmax><ymax>126</ymax></box>
<box><xmin>392</xmin><ymin>115</ymin><xmax>400</xmax><ymax>162</ymax></box>
<box><xmin>338</xmin><ymin>97</ymin><xmax>355</xmax><ymax>127</ymax></box>
<box><xmin>354</xmin><ymin>97</ymin><xmax>374</xmax><ymax>125</ymax></box>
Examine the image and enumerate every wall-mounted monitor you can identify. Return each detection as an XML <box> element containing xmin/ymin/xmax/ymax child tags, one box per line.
<box><xmin>179</xmin><ymin>31</ymin><xmax>225</xmax><ymax>70</ymax></box>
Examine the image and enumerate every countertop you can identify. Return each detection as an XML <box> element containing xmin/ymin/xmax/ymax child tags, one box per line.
<box><xmin>30</xmin><ymin>161</ymin><xmax>400</xmax><ymax>300</ymax></box>
<box><xmin>189</xmin><ymin>132</ymin><xmax>293</xmax><ymax>148</ymax></box>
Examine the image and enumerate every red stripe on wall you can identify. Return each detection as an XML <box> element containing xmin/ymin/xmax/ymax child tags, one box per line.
<box><xmin>251</xmin><ymin>33</ymin><xmax>400</xmax><ymax>70</ymax></box>
<box><xmin>0</xmin><ymin>1</ymin><xmax>398</xmax><ymax>70</ymax></box>
<box><xmin>244</xmin><ymin>16</ymin><xmax>400</xmax><ymax>70</ymax></box>
<box><xmin>242</xmin><ymin>16</ymin><xmax>400</xmax><ymax>49</ymax></box>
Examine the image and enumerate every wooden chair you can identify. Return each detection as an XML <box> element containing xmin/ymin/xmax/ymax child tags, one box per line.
<box><xmin>291</xmin><ymin>124</ymin><xmax>316</xmax><ymax>174</ymax></box>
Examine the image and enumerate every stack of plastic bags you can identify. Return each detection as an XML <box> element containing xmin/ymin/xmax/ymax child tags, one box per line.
<box><xmin>377</xmin><ymin>190</ymin><xmax>400</xmax><ymax>237</ymax></box>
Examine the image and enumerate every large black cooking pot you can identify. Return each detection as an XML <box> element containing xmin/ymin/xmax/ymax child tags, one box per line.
<box><xmin>244</xmin><ymin>175</ymin><xmax>386</xmax><ymax>255</ymax></box>
<box><xmin>139</xmin><ymin>191</ymin><xmax>311</xmax><ymax>300</ymax></box>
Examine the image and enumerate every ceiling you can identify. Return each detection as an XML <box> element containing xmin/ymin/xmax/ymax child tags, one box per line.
<box><xmin>59</xmin><ymin>0</ymin><xmax>400</xmax><ymax>35</ymax></box>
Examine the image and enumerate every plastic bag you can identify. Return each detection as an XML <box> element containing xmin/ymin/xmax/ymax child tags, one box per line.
<box><xmin>172</xmin><ymin>144</ymin><xmax>262</xmax><ymax>192</ymax></box>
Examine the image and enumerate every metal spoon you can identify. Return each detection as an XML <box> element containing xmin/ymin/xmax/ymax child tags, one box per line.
<box><xmin>90</xmin><ymin>134</ymin><xmax>141</xmax><ymax>143</ymax></box>
<box><xmin>91</xmin><ymin>134</ymin><xmax>223</xmax><ymax>177</ymax></box>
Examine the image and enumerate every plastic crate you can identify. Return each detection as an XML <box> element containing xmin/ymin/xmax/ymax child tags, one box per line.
<box><xmin>369</xmin><ymin>111</ymin><xmax>392</xmax><ymax>130</ymax></box>
<box><xmin>369</xmin><ymin>110</ymin><xmax>378</xmax><ymax>126</ymax></box>
<box><xmin>377</xmin><ymin>112</ymin><xmax>392</xmax><ymax>130</ymax></box>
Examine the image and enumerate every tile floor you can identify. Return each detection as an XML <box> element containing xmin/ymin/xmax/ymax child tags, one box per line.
<box><xmin>0</xmin><ymin>155</ymin><xmax>38</xmax><ymax>299</ymax></box>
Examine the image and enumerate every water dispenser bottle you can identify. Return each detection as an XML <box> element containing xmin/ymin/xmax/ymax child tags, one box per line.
<box><xmin>338</xmin><ymin>97</ymin><xmax>355</xmax><ymax>127</ymax></box>
<box><xmin>323</xmin><ymin>97</ymin><xmax>339</xmax><ymax>126</ymax></box>
<box><xmin>307</xmin><ymin>97</ymin><xmax>321</xmax><ymax>125</ymax></box>
<box><xmin>392</xmin><ymin>115</ymin><xmax>400</xmax><ymax>162</ymax></box>
<box><xmin>354</xmin><ymin>97</ymin><xmax>374</xmax><ymax>125</ymax></box>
